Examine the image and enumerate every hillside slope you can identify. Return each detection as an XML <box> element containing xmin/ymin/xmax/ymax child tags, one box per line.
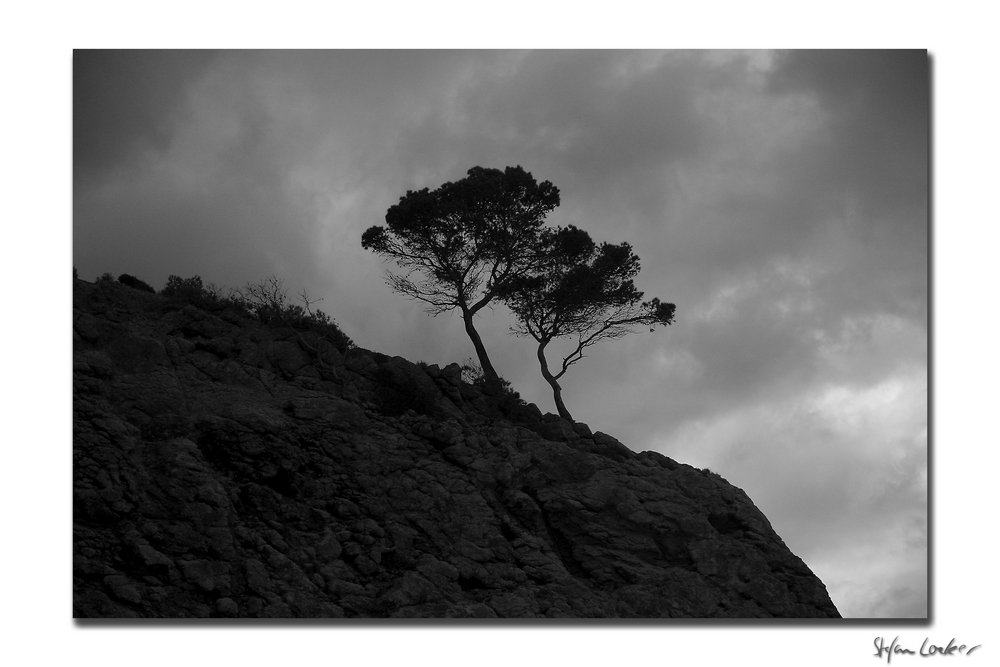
<box><xmin>73</xmin><ymin>279</ymin><xmax>840</xmax><ymax>618</ymax></box>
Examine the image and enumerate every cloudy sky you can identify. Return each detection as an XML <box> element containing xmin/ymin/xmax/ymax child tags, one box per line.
<box><xmin>73</xmin><ymin>49</ymin><xmax>928</xmax><ymax>618</ymax></box>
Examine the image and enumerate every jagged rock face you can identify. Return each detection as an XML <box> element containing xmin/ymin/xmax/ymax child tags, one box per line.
<box><xmin>73</xmin><ymin>281</ymin><xmax>840</xmax><ymax>618</ymax></box>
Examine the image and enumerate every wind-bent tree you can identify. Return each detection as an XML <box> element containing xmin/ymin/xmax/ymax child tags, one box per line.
<box><xmin>362</xmin><ymin>166</ymin><xmax>560</xmax><ymax>381</ymax></box>
<box><xmin>499</xmin><ymin>225</ymin><xmax>675</xmax><ymax>421</ymax></box>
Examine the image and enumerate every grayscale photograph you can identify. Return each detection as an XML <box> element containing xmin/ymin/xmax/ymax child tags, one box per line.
<box><xmin>72</xmin><ymin>49</ymin><xmax>928</xmax><ymax>620</ymax></box>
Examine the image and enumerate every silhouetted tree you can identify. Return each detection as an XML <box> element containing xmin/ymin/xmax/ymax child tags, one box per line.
<box><xmin>362</xmin><ymin>166</ymin><xmax>560</xmax><ymax>381</ymax></box>
<box><xmin>499</xmin><ymin>226</ymin><xmax>675</xmax><ymax>421</ymax></box>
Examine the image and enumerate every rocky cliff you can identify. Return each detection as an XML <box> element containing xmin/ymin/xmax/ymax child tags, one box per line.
<box><xmin>73</xmin><ymin>279</ymin><xmax>840</xmax><ymax>618</ymax></box>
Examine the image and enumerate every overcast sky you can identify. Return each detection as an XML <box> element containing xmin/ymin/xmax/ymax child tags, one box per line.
<box><xmin>73</xmin><ymin>49</ymin><xmax>928</xmax><ymax>618</ymax></box>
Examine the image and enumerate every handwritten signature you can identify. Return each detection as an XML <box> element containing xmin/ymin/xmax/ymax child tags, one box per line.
<box><xmin>874</xmin><ymin>637</ymin><xmax>981</xmax><ymax>662</ymax></box>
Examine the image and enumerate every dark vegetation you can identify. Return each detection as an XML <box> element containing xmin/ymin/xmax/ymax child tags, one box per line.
<box><xmin>175</xmin><ymin>274</ymin><xmax>351</xmax><ymax>353</ymax></box>
<box><xmin>85</xmin><ymin>270</ymin><xmax>354</xmax><ymax>354</ymax></box>
<box><xmin>81</xmin><ymin>164</ymin><xmax>675</xmax><ymax>423</ymax></box>
<box><xmin>80</xmin><ymin>269</ymin><xmax>533</xmax><ymax>421</ymax></box>
<box><xmin>117</xmin><ymin>273</ymin><xmax>156</xmax><ymax>293</ymax></box>
<box><xmin>459</xmin><ymin>358</ymin><xmax>527</xmax><ymax>419</ymax></box>
<box><xmin>363</xmin><ymin>165</ymin><xmax>676</xmax><ymax>421</ymax></box>
<box><xmin>363</xmin><ymin>166</ymin><xmax>560</xmax><ymax>382</ymax></box>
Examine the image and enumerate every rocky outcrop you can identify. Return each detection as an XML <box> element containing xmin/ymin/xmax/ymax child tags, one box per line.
<box><xmin>73</xmin><ymin>280</ymin><xmax>840</xmax><ymax>618</ymax></box>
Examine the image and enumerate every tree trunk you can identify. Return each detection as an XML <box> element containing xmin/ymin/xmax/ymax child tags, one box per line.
<box><xmin>462</xmin><ymin>309</ymin><xmax>500</xmax><ymax>381</ymax></box>
<box><xmin>536</xmin><ymin>342</ymin><xmax>573</xmax><ymax>421</ymax></box>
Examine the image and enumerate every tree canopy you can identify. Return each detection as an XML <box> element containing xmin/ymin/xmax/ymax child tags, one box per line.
<box><xmin>499</xmin><ymin>225</ymin><xmax>675</xmax><ymax>421</ymax></box>
<box><xmin>362</xmin><ymin>166</ymin><xmax>560</xmax><ymax>380</ymax></box>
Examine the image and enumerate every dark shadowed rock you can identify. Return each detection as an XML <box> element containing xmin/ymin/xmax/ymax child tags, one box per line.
<box><xmin>73</xmin><ymin>279</ymin><xmax>840</xmax><ymax>618</ymax></box>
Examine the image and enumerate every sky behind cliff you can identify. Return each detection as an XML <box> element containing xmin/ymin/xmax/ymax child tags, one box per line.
<box><xmin>72</xmin><ymin>49</ymin><xmax>928</xmax><ymax>618</ymax></box>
